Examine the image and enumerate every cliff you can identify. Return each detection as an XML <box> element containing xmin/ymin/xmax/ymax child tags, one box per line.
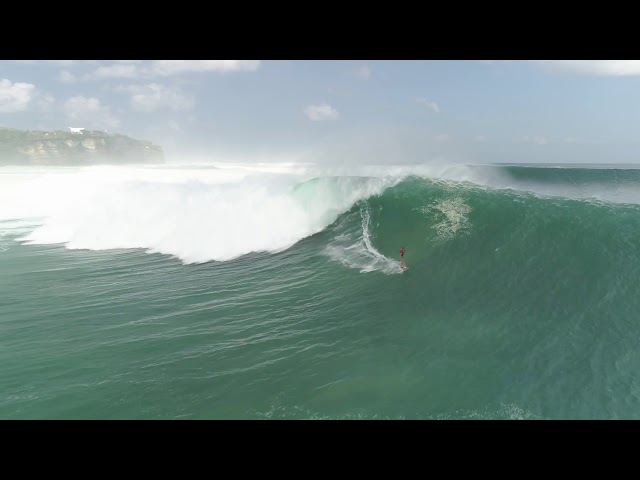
<box><xmin>0</xmin><ymin>128</ymin><xmax>164</xmax><ymax>165</ymax></box>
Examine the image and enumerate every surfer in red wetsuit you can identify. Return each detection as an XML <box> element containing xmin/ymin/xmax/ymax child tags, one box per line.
<box><xmin>400</xmin><ymin>246</ymin><xmax>406</xmax><ymax>269</ymax></box>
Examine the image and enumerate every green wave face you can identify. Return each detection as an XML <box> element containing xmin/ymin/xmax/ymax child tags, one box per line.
<box><xmin>322</xmin><ymin>174</ymin><xmax>640</xmax><ymax>308</ymax></box>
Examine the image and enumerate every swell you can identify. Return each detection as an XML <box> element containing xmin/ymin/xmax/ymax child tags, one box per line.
<box><xmin>468</xmin><ymin>164</ymin><xmax>640</xmax><ymax>205</ymax></box>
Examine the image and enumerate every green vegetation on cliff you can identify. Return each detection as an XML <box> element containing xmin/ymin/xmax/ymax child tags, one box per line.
<box><xmin>0</xmin><ymin>128</ymin><xmax>164</xmax><ymax>165</ymax></box>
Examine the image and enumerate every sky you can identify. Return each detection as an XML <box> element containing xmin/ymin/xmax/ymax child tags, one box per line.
<box><xmin>3</xmin><ymin>60</ymin><xmax>640</xmax><ymax>164</ymax></box>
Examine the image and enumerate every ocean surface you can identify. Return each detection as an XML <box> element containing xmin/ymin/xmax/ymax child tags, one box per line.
<box><xmin>1</xmin><ymin>162</ymin><xmax>640</xmax><ymax>419</ymax></box>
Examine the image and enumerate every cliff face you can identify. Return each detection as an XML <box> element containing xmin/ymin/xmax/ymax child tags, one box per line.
<box><xmin>0</xmin><ymin>128</ymin><xmax>164</xmax><ymax>165</ymax></box>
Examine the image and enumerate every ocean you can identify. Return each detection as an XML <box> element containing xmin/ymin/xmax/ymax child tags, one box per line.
<box><xmin>1</xmin><ymin>162</ymin><xmax>639</xmax><ymax>419</ymax></box>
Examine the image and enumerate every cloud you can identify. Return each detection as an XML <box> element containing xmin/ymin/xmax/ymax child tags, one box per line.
<box><xmin>47</xmin><ymin>60</ymin><xmax>75</xmax><ymax>67</ymax></box>
<box><xmin>0</xmin><ymin>79</ymin><xmax>36</xmax><ymax>112</ymax></box>
<box><xmin>416</xmin><ymin>97</ymin><xmax>440</xmax><ymax>113</ymax></box>
<box><xmin>0</xmin><ymin>79</ymin><xmax>53</xmax><ymax>113</ymax></box>
<box><xmin>474</xmin><ymin>135</ymin><xmax>488</xmax><ymax>142</ymax></box>
<box><xmin>14</xmin><ymin>60</ymin><xmax>76</xmax><ymax>66</ymax></box>
<box><xmin>63</xmin><ymin>96</ymin><xmax>119</xmax><ymax>128</ymax></box>
<box><xmin>304</xmin><ymin>102</ymin><xmax>339</xmax><ymax>121</ymax></box>
<box><xmin>117</xmin><ymin>83</ymin><xmax>195</xmax><ymax>112</ymax></box>
<box><xmin>94</xmin><ymin>64</ymin><xmax>140</xmax><ymax>79</ymax></box>
<box><xmin>535</xmin><ymin>60</ymin><xmax>640</xmax><ymax>76</ymax></box>
<box><xmin>355</xmin><ymin>65</ymin><xmax>371</xmax><ymax>79</ymax></box>
<box><xmin>521</xmin><ymin>135</ymin><xmax>548</xmax><ymax>145</ymax></box>
<box><xmin>477</xmin><ymin>60</ymin><xmax>514</xmax><ymax>66</ymax></box>
<box><xmin>150</xmin><ymin>60</ymin><xmax>261</xmax><ymax>76</ymax></box>
<box><xmin>54</xmin><ymin>61</ymin><xmax>262</xmax><ymax>82</ymax></box>
<box><xmin>435</xmin><ymin>133</ymin><xmax>449</xmax><ymax>142</ymax></box>
<box><xmin>57</xmin><ymin>70</ymin><xmax>78</xmax><ymax>83</ymax></box>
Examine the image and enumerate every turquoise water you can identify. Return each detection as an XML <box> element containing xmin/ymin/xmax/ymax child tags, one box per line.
<box><xmin>2</xmin><ymin>163</ymin><xmax>640</xmax><ymax>419</ymax></box>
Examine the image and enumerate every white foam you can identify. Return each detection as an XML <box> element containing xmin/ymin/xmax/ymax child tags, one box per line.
<box><xmin>421</xmin><ymin>197</ymin><xmax>472</xmax><ymax>241</ymax></box>
<box><xmin>0</xmin><ymin>164</ymin><xmax>396</xmax><ymax>263</ymax></box>
<box><xmin>325</xmin><ymin>202</ymin><xmax>402</xmax><ymax>275</ymax></box>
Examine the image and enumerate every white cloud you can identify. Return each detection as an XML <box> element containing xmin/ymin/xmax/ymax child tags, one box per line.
<box><xmin>50</xmin><ymin>60</ymin><xmax>75</xmax><ymax>66</ymax></box>
<box><xmin>64</xmin><ymin>96</ymin><xmax>119</xmax><ymax>128</ymax></box>
<box><xmin>474</xmin><ymin>135</ymin><xmax>488</xmax><ymax>142</ymax></box>
<box><xmin>94</xmin><ymin>64</ymin><xmax>140</xmax><ymax>79</ymax></box>
<box><xmin>151</xmin><ymin>60</ymin><xmax>261</xmax><ymax>76</ymax></box>
<box><xmin>118</xmin><ymin>83</ymin><xmax>195</xmax><ymax>112</ymax></box>
<box><xmin>535</xmin><ymin>60</ymin><xmax>640</xmax><ymax>76</ymax></box>
<box><xmin>477</xmin><ymin>59</ymin><xmax>640</xmax><ymax>77</ymax></box>
<box><xmin>355</xmin><ymin>65</ymin><xmax>371</xmax><ymax>79</ymax></box>
<box><xmin>521</xmin><ymin>135</ymin><xmax>548</xmax><ymax>145</ymax></box>
<box><xmin>416</xmin><ymin>97</ymin><xmax>440</xmax><ymax>113</ymax></box>
<box><xmin>14</xmin><ymin>60</ymin><xmax>75</xmax><ymax>66</ymax></box>
<box><xmin>304</xmin><ymin>102</ymin><xmax>339</xmax><ymax>121</ymax></box>
<box><xmin>53</xmin><ymin>61</ymin><xmax>262</xmax><ymax>82</ymax></box>
<box><xmin>49</xmin><ymin>60</ymin><xmax>75</xmax><ymax>66</ymax></box>
<box><xmin>168</xmin><ymin>120</ymin><xmax>181</xmax><ymax>132</ymax></box>
<box><xmin>67</xmin><ymin>64</ymin><xmax>142</xmax><ymax>82</ymax></box>
<box><xmin>435</xmin><ymin>133</ymin><xmax>449</xmax><ymax>142</ymax></box>
<box><xmin>0</xmin><ymin>79</ymin><xmax>52</xmax><ymax>113</ymax></box>
<box><xmin>0</xmin><ymin>79</ymin><xmax>36</xmax><ymax>112</ymax></box>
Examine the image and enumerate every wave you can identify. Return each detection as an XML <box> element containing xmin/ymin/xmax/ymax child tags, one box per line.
<box><xmin>467</xmin><ymin>164</ymin><xmax>640</xmax><ymax>205</ymax></box>
<box><xmin>3</xmin><ymin>163</ymin><xmax>640</xmax><ymax>270</ymax></box>
<box><xmin>322</xmin><ymin>174</ymin><xmax>640</xmax><ymax>282</ymax></box>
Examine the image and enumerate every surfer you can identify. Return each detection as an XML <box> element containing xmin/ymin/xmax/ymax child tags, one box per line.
<box><xmin>400</xmin><ymin>246</ymin><xmax>406</xmax><ymax>269</ymax></box>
